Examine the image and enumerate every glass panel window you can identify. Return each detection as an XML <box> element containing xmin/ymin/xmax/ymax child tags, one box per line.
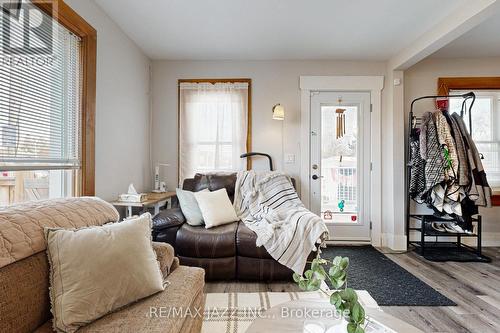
<box><xmin>0</xmin><ymin>169</ymin><xmax>74</xmax><ymax>206</ymax></box>
<box><xmin>320</xmin><ymin>105</ymin><xmax>358</xmax><ymax>222</ymax></box>
<box><xmin>450</xmin><ymin>91</ymin><xmax>500</xmax><ymax>190</ymax></box>
<box><xmin>0</xmin><ymin>2</ymin><xmax>82</xmax><ymax>204</ymax></box>
<box><xmin>179</xmin><ymin>81</ymin><xmax>249</xmax><ymax>181</ymax></box>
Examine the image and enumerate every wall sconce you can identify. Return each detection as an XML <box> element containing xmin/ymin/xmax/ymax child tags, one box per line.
<box><xmin>272</xmin><ymin>104</ymin><xmax>285</xmax><ymax>120</ymax></box>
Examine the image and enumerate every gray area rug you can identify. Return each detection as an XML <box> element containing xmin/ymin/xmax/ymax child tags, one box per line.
<box><xmin>321</xmin><ymin>246</ymin><xmax>456</xmax><ymax>306</ymax></box>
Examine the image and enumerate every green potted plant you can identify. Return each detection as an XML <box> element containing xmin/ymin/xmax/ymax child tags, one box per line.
<box><xmin>293</xmin><ymin>256</ymin><xmax>366</xmax><ymax>333</ymax></box>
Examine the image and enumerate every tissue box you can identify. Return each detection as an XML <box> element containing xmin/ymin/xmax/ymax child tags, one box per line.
<box><xmin>118</xmin><ymin>193</ymin><xmax>146</xmax><ymax>203</ymax></box>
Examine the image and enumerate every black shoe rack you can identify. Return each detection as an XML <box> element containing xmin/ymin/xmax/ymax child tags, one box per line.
<box><xmin>407</xmin><ymin>214</ymin><xmax>490</xmax><ymax>262</ymax></box>
<box><xmin>406</xmin><ymin>92</ymin><xmax>491</xmax><ymax>263</ymax></box>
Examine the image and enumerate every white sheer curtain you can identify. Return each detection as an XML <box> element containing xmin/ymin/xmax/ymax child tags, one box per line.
<box><xmin>179</xmin><ymin>82</ymin><xmax>249</xmax><ymax>182</ymax></box>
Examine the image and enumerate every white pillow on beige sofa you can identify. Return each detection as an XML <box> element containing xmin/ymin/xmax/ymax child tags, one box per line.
<box><xmin>45</xmin><ymin>213</ymin><xmax>164</xmax><ymax>333</ymax></box>
<box><xmin>194</xmin><ymin>188</ymin><xmax>239</xmax><ymax>228</ymax></box>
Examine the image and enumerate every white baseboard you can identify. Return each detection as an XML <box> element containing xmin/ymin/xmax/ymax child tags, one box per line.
<box><xmin>381</xmin><ymin>233</ymin><xmax>407</xmax><ymax>251</ymax></box>
<box><xmin>324</xmin><ymin>232</ymin><xmax>500</xmax><ymax>249</ymax></box>
<box><xmin>463</xmin><ymin>232</ymin><xmax>500</xmax><ymax>247</ymax></box>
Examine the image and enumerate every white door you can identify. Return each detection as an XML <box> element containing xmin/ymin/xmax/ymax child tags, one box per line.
<box><xmin>310</xmin><ymin>91</ymin><xmax>371</xmax><ymax>242</ymax></box>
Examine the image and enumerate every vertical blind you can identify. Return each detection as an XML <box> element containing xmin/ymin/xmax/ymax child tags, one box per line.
<box><xmin>0</xmin><ymin>2</ymin><xmax>82</xmax><ymax>171</ymax></box>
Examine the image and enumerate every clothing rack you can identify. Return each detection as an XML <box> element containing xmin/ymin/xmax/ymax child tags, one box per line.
<box><xmin>406</xmin><ymin>92</ymin><xmax>491</xmax><ymax>262</ymax></box>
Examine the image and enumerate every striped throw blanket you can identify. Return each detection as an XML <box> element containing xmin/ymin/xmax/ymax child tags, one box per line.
<box><xmin>233</xmin><ymin>171</ymin><xmax>329</xmax><ymax>274</ymax></box>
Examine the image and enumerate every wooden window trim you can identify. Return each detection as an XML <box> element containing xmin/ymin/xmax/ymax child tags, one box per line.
<box><xmin>177</xmin><ymin>78</ymin><xmax>252</xmax><ymax>182</ymax></box>
<box><xmin>33</xmin><ymin>0</ymin><xmax>97</xmax><ymax>196</ymax></box>
<box><xmin>438</xmin><ymin>77</ymin><xmax>500</xmax><ymax>205</ymax></box>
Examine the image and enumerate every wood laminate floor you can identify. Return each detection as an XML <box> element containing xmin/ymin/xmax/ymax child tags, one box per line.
<box><xmin>204</xmin><ymin>247</ymin><xmax>500</xmax><ymax>333</ymax></box>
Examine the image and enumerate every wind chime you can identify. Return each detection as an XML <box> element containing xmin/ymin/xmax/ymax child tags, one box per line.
<box><xmin>336</xmin><ymin>98</ymin><xmax>346</xmax><ymax>139</ymax></box>
<box><xmin>336</xmin><ymin>97</ymin><xmax>346</xmax><ymax>163</ymax></box>
<box><xmin>336</xmin><ymin>98</ymin><xmax>347</xmax><ymax>214</ymax></box>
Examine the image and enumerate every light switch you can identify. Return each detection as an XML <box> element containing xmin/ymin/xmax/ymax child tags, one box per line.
<box><xmin>285</xmin><ymin>154</ymin><xmax>295</xmax><ymax>164</ymax></box>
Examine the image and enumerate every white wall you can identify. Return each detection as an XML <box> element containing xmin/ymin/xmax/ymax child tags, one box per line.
<box><xmin>151</xmin><ymin>60</ymin><xmax>406</xmax><ymax>246</ymax></box>
<box><xmin>151</xmin><ymin>60</ymin><xmax>387</xmax><ymax>187</ymax></box>
<box><xmin>66</xmin><ymin>0</ymin><xmax>151</xmax><ymax>201</ymax></box>
<box><xmin>405</xmin><ymin>56</ymin><xmax>500</xmax><ymax>244</ymax></box>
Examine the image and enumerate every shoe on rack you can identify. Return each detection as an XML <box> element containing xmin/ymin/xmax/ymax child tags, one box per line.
<box><xmin>431</xmin><ymin>222</ymin><xmax>446</xmax><ymax>233</ymax></box>
<box><xmin>442</xmin><ymin>223</ymin><xmax>459</xmax><ymax>233</ymax></box>
<box><xmin>463</xmin><ymin>228</ymin><xmax>474</xmax><ymax>235</ymax></box>
<box><xmin>450</xmin><ymin>223</ymin><xmax>465</xmax><ymax>233</ymax></box>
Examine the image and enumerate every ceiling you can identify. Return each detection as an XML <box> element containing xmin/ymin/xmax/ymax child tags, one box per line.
<box><xmin>94</xmin><ymin>0</ymin><xmax>468</xmax><ymax>61</ymax></box>
<box><xmin>430</xmin><ymin>12</ymin><xmax>500</xmax><ymax>58</ymax></box>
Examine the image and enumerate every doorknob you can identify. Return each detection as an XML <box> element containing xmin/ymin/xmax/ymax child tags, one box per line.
<box><xmin>312</xmin><ymin>175</ymin><xmax>323</xmax><ymax>180</ymax></box>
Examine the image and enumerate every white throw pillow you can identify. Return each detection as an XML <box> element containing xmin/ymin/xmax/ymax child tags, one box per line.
<box><xmin>176</xmin><ymin>188</ymin><xmax>209</xmax><ymax>226</ymax></box>
<box><xmin>45</xmin><ymin>213</ymin><xmax>165</xmax><ymax>333</ymax></box>
<box><xmin>194</xmin><ymin>188</ymin><xmax>239</xmax><ymax>228</ymax></box>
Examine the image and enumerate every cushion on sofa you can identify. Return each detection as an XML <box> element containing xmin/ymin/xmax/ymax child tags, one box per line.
<box><xmin>34</xmin><ymin>265</ymin><xmax>205</xmax><ymax>333</ymax></box>
<box><xmin>176</xmin><ymin>223</ymin><xmax>237</xmax><ymax>258</ymax></box>
<box><xmin>187</xmin><ymin>173</ymin><xmax>237</xmax><ymax>202</ymax></box>
<box><xmin>45</xmin><ymin>213</ymin><xmax>165</xmax><ymax>333</ymax></box>
<box><xmin>236</xmin><ymin>222</ymin><xmax>273</xmax><ymax>259</ymax></box>
<box><xmin>194</xmin><ymin>188</ymin><xmax>238</xmax><ymax>228</ymax></box>
<box><xmin>152</xmin><ymin>242</ymin><xmax>176</xmax><ymax>277</ymax></box>
<box><xmin>176</xmin><ymin>188</ymin><xmax>208</xmax><ymax>226</ymax></box>
<box><xmin>179</xmin><ymin>256</ymin><xmax>236</xmax><ymax>280</ymax></box>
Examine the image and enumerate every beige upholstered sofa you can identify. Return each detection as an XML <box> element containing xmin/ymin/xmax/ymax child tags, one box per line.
<box><xmin>0</xmin><ymin>197</ymin><xmax>205</xmax><ymax>333</ymax></box>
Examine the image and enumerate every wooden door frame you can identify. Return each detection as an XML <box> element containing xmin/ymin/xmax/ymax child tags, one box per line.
<box><xmin>177</xmin><ymin>78</ymin><xmax>252</xmax><ymax>183</ymax></box>
<box><xmin>34</xmin><ymin>0</ymin><xmax>97</xmax><ymax>196</ymax></box>
<box><xmin>438</xmin><ymin>77</ymin><xmax>500</xmax><ymax>205</ymax></box>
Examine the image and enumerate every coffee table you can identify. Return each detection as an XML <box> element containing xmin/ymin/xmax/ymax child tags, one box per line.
<box><xmin>246</xmin><ymin>299</ymin><xmax>423</xmax><ymax>333</ymax></box>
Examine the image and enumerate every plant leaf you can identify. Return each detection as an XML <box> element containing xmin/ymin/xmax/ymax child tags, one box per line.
<box><xmin>340</xmin><ymin>257</ymin><xmax>350</xmax><ymax>270</ymax></box>
<box><xmin>341</xmin><ymin>288</ymin><xmax>357</xmax><ymax>303</ymax></box>
<box><xmin>330</xmin><ymin>291</ymin><xmax>342</xmax><ymax>308</ymax></box>
<box><xmin>347</xmin><ymin>323</ymin><xmax>357</xmax><ymax>333</ymax></box>
<box><xmin>355</xmin><ymin>325</ymin><xmax>365</xmax><ymax>333</ymax></box>
<box><xmin>332</xmin><ymin>256</ymin><xmax>342</xmax><ymax>266</ymax></box>
<box><xmin>298</xmin><ymin>280</ymin><xmax>307</xmax><ymax>290</ymax></box>
<box><xmin>329</xmin><ymin>266</ymin><xmax>342</xmax><ymax>278</ymax></box>
<box><xmin>292</xmin><ymin>273</ymin><xmax>301</xmax><ymax>283</ymax></box>
<box><xmin>351</xmin><ymin>301</ymin><xmax>365</xmax><ymax>324</ymax></box>
<box><xmin>311</xmin><ymin>259</ymin><xmax>321</xmax><ymax>271</ymax></box>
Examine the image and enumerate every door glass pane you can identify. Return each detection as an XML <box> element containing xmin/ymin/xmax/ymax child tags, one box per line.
<box><xmin>320</xmin><ymin>105</ymin><xmax>358</xmax><ymax>223</ymax></box>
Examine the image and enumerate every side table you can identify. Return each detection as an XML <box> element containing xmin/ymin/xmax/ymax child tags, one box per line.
<box><xmin>110</xmin><ymin>191</ymin><xmax>176</xmax><ymax>219</ymax></box>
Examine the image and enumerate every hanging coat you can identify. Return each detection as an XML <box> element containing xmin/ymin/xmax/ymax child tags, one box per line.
<box><xmin>420</xmin><ymin>112</ymin><xmax>446</xmax><ymax>196</ymax></box>
<box><xmin>409</xmin><ymin>128</ymin><xmax>425</xmax><ymax>200</ymax></box>
<box><xmin>433</xmin><ymin>110</ymin><xmax>459</xmax><ymax>183</ymax></box>
<box><xmin>448</xmin><ymin>114</ymin><xmax>470</xmax><ymax>187</ymax></box>
<box><xmin>451</xmin><ymin>113</ymin><xmax>492</xmax><ymax>207</ymax></box>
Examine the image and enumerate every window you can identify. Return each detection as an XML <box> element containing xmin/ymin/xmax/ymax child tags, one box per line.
<box><xmin>178</xmin><ymin>79</ymin><xmax>251</xmax><ymax>181</ymax></box>
<box><xmin>449</xmin><ymin>90</ymin><xmax>500</xmax><ymax>191</ymax></box>
<box><xmin>0</xmin><ymin>1</ymin><xmax>96</xmax><ymax>205</ymax></box>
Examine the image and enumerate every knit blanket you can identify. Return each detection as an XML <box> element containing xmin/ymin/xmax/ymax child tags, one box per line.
<box><xmin>233</xmin><ymin>171</ymin><xmax>329</xmax><ymax>274</ymax></box>
<box><xmin>0</xmin><ymin>197</ymin><xmax>119</xmax><ymax>268</ymax></box>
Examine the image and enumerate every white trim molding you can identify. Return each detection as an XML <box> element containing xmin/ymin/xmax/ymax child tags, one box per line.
<box><xmin>299</xmin><ymin>75</ymin><xmax>384</xmax><ymax>248</ymax></box>
<box><xmin>388</xmin><ymin>0</ymin><xmax>500</xmax><ymax>70</ymax></box>
<box><xmin>382</xmin><ymin>233</ymin><xmax>407</xmax><ymax>251</ymax></box>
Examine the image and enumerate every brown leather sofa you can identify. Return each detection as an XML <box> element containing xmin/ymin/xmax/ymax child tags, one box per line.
<box><xmin>152</xmin><ymin>173</ymin><xmax>295</xmax><ymax>281</ymax></box>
